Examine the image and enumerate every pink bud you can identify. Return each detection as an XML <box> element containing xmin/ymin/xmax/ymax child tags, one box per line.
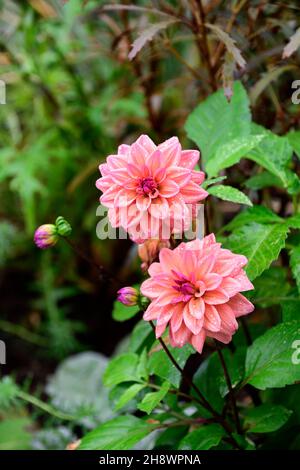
<box><xmin>117</xmin><ymin>287</ymin><xmax>139</xmax><ymax>306</ymax></box>
<box><xmin>34</xmin><ymin>224</ymin><xmax>58</xmax><ymax>249</ymax></box>
<box><xmin>138</xmin><ymin>239</ymin><xmax>170</xmax><ymax>271</ymax></box>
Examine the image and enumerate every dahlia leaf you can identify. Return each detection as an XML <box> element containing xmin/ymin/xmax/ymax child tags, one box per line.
<box><xmin>221</xmin><ymin>205</ymin><xmax>283</xmax><ymax>233</ymax></box>
<box><xmin>103</xmin><ymin>353</ymin><xmax>140</xmax><ymax>387</ymax></box>
<box><xmin>287</xmin><ymin>214</ymin><xmax>300</xmax><ymax>229</ymax></box>
<box><xmin>79</xmin><ymin>415</ymin><xmax>155</xmax><ymax>450</ymax></box>
<box><xmin>245</xmin><ymin>171</ymin><xmax>283</xmax><ymax>190</ymax></box>
<box><xmin>138</xmin><ymin>381</ymin><xmax>170</xmax><ymax>414</ymax></box>
<box><xmin>112</xmin><ymin>301</ymin><xmax>139</xmax><ymax>322</ymax></box>
<box><xmin>248</xmin><ymin>124</ymin><xmax>294</xmax><ymax>189</ymax></box>
<box><xmin>128</xmin><ymin>320</ymin><xmax>154</xmax><ymax>353</ymax></box>
<box><xmin>244</xmin><ymin>321</ymin><xmax>300</xmax><ymax>389</ymax></box>
<box><xmin>226</xmin><ymin>222</ymin><xmax>289</xmax><ymax>280</ymax></box>
<box><xmin>148</xmin><ymin>344</ymin><xmax>194</xmax><ymax>387</ymax></box>
<box><xmin>207</xmin><ymin>184</ymin><xmax>252</xmax><ymax>206</ymax></box>
<box><xmin>287</xmin><ymin>130</ymin><xmax>300</xmax><ymax>159</ymax></box>
<box><xmin>185</xmin><ymin>81</ymin><xmax>250</xmax><ymax>165</ymax></box>
<box><xmin>114</xmin><ymin>384</ymin><xmax>146</xmax><ymax>411</ymax></box>
<box><xmin>206</xmin><ymin>134</ymin><xmax>265</xmax><ymax>177</ymax></box>
<box><xmin>243</xmin><ymin>404</ymin><xmax>292</xmax><ymax>433</ymax></box>
<box><xmin>290</xmin><ymin>246</ymin><xmax>300</xmax><ymax>294</ymax></box>
<box><xmin>178</xmin><ymin>423</ymin><xmax>224</xmax><ymax>450</ymax></box>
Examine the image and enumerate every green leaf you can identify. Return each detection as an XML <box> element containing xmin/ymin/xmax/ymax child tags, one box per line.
<box><xmin>287</xmin><ymin>214</ymin><xmax>300</xmax><ymax>229</ymax></box>
<box><xmin>103</xmin><ymin>353</ymin><xmax>140</xmax><ymax>387</ymax></box>
<box><xmin>245</xmin><ymin>171</ymin><xmax>283</xmax><ymax>190</ymax></box>
<box><xmin>148</xmin><ymin>344</ymin><xmax>194</xmax><ymax>387</ymax></box>
<box><xmin>79</xmin><ymin>416</ymin><xmax>154</xmax><ymax>450</ymax></box>
<box><xmin>290</xmin><ymin>246</ymin><xmax>300</xmax><ymax>294</ymax></box>
<box><xmin>112</xmin><ymin>301</ymin><xmax>139</xmax><ymax>322</ymax></box>
<box><xmin>193</xmin><ymin>352</ymin><xmax>224</xmax><ymax>413</ymax></box>
<box><xmin>281</xmin><ymin>289</ymin><xmax>300</xmax><ymax>322</ymax></box>
<box><xmin>218</xmin><ymin>348</ymin><xmax>246</xmax><ymax>397</ymax></box>
<box><xmin>244</xmin><ymin>321</ymin><xmax>300</xmax><ymax>389</ymax></box>
<box><xmin>206</xmin><ymin>134</ymin><xmax>265</xmax><ymax>177</ymax></box>
<box><xmin>185</xmin><ymin>81</ymin><xmax>250</xmax><ymax>165</ymax></box>
<box><xmin>208</xmin><ymin>184</ymin><xmax>252</xmax><ymax>206</ymax></box>
<box><xmin>114</xmin><ymin>384</ymin><xmax>146</xmax><ymax>411</ymax></box>
<box><xmin>178</xmin><ymin>424</ymin><xmax>224</xmax><ymax>450</ymax></box>
<box><xmin>0</xmin><ymin>377</ymin><xmax>19</xmax><ymax>409</ymax></box>
<box><xmin>202</xmin><ymin>176</ymin><xmax>227</xmax><ymax>189</ymax></box>
<box><xmin>249</xmin><ymin>266</ymin><xmax>290</xmax><ymax>308</ymax></box>
<box><xmin>226</xmin><ymin>222</ymin><xmax>289</xmax><ymax>280</ymax></box>
<box><xmin>248</xmin><ymin>124</ymin><xmax>294</xmax><ymax>188</ymax></box>
<box><xmin>244</xmin><ymin>404</ymin><xmax>292</xmax><ymax>433</ymax></box>
<box><xmin>0</xmin><ymin>417</ymin><xmax>32</xmax><ymax>450</ymax></box>
<box><xmin>221</xmin><ymin>205</ymin><xmax>283</xmax><ymax>233</ymax></box>
<box><xmin>128</xmin><ymin>320</ymin><xmax>154</xmax><ymax>353</ymax></box>
<box><xmin>138</xmin><ymin>381</ymin><xmax>170</xmax><ymax>414</ymax></box>
<box><xmin>287</xmin><ymin>130</ymin><xmax>300</xmax><ymax>159</ymax></box>
<box><xmin>137</xmin><ymin>348</ymin><xmax>148</xmax><ymax>380</ymax></box>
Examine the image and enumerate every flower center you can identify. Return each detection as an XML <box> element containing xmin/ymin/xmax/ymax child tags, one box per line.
<box><xmin>173</xmin><ymin>278</ymin><xmax>196</xmax><ymax>301</ymax></box>
<box><xmin>137</xmin><ymin>177</ymin><xmax>158</xmax><ymax>197</ymax></box>
<box><xmin>172</xmin><ymin>271</ymin><xmax>206</xmax><ymax>303</ymax></box>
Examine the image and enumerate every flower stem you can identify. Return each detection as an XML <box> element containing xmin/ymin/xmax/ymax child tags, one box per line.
<box><xmin>62</xmin><ymin>236</ymin><xmax>121</xmax><ymax>285</ymax></box>
<box><xmin>149</xmin><ymin>321</ymin><xmax>242</xmax><ymax>449</ymax></box>
<box><xmin>214</xmin><ymin>340</ymin><xmax>242</xmax><ymax>435</ymax></box>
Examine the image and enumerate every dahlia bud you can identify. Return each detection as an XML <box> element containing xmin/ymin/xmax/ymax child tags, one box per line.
<box><xmin>138</xmin><ymin>239</ymin><xmax>170</xmax><ymax>271</ymax></box>
<box><xmin>34</xmin><ymin>224</ymin><xmax>58</xmax><ymax>249</ymax></box>
<box><xmin>117</xmin><ymin>287</ymin><xmax>139</xmax><ymax>306</ymax></box>
<box><xmin>55</xmin><ymin>216</ymin><xmax>72</xmax><ymax>237</ymax></box>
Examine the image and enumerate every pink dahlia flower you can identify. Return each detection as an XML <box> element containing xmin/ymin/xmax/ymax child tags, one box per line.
<box><xmin>96</xmin><ymin>135</ymin><xmax>208</xmax><ymax>242</ymax></box>
<box><xmin>140</xmin><ymin>234</ymin><xmax>254</xmax><ymax>353</ymax></box>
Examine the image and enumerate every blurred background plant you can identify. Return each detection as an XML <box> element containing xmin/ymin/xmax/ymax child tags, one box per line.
<box><xmin>0</xmin><ymin>0</ymin><xmax>299</xmax><ymax>450</ymax></box>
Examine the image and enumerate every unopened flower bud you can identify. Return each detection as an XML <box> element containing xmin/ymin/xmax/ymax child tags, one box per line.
<box><xmin>138</xmin><ymin>239</ymin><xmax>170</xmax><ymax>271</ymax></box>
<box><xmin>34</xmin><ymin>224</ymin><xmax>58</xmax><ymax>249</ymax></box>
<box><xmin>55</xmin><ymin>216</ymin><xmax>72</xmax><ymax>237</ymax></box>
<box><xmin>117</xmin><ymin>287</ymin><xmax>139</xmax><ymax>306</ymax></box>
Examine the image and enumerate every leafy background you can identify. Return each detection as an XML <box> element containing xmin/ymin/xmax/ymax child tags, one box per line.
<box><xmin>0</xmin><ymin>0</ymin><xmax>300</xmax><ymax>450</ymax></box>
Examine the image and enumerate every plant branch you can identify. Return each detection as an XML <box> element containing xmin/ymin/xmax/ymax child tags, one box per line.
<box><xmin>149</xmin><ymin>321</ymin><xmax>242</xmax><ymax>449</ymax></box>
<box><xmin>214</xmin><ymin>340</ymin><xmax>242</xmax><ymax>435</ymax></box>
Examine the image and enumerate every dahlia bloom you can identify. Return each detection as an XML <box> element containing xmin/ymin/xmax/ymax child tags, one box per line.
<box><xmin>96</xmin><ymin>135</ymin><xmax>208</xmax><ymax>242</ymax></box>
<box><xmin>140</xmin><ymin>234</ymin><xmax>254</xmax><ymax>353</ymax></box>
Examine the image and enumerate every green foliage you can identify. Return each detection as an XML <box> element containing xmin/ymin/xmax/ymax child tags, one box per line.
<box><xmin>138</xmin><ymin>381</ymin><xmax>170</xmax><ymax>414</ymax></box>
<box><xmin>178</xmin><ymin>424</ymin><xmax>224</xmax><ymax>450</ymax></box>
<box><xmin>185</xmin><ymin>81</ymin><xmax>250</xmax><ymax>167</ymax></box>
<box><xmin>290</xmin><ymin>246</ymin><xmax>300</xmax><ymax>294</ymax></box>
<box><xmin>103</xmin><ymin>353</ymin><xmax>141</xmax><ymax>387</ymax></box>
<box><xmin>147</xmin><ymin>344</ymin><xmax>194</xmax><ymax>387</ymax></box>
<box><xmin>226</xmin><ymin>222</ymin><xmax>289</xmax><ymax>280</ymax></box>
<box><xmin>243</xmin><ymin>404</ymin><xmax>292</xmax><ymax>433</ymax></box>
<box><xmin>208</xmin><ymin>184</ymin><xmax>252</xmax><ymax>206</ymax></box>
<box><xmin>0</xmin><ymin>417</ymin><xmax>33</xmax><ymax>450</ymax></box>
<box><xmin>112</xmin><ymin>302</ymin><xmax>140</xmax><ymax>322</ymax></box>
<box><xmin>78</xmin><ymin>416</ymin><xmax>155</xmax><ymax>450</ymax></box>
<box><xmin>1</xmin><ymin>0</ymin><xmax>300</xmax><ymax>453</ymax></box>
<box><xmin>244</xmin><ymin>321</ymin><xmax>300</xmax><ymax>389</ymax></box>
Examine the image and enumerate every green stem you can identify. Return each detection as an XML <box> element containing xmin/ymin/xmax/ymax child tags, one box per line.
<box><xmin>17</xmin><ymin>390</ymin><xmax>75</xmax><ymax>421</ymax></box>
<box><xmin>149</xmin><ymin>321</ymin><xmax>242</xmax><ymax>449</ymax></box>
<box><xmin>214</xmin><ymin>341</ymin><xmax>242</xmax><ymax>435</ymax></box>
<box><xmin>0</xmin><ymin>320</ymin><xmax>48</xmax><ymax>347</ymax></box>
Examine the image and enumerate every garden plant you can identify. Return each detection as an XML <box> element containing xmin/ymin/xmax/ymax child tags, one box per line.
<box><xmin>0</xmin><ymin>0</ymin><xmax>300</xmax><ymax>455</ymax></box>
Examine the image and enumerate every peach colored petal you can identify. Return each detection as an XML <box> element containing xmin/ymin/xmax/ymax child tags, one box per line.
<box><xmin>191</xmin><ymin>331</ymin><xmax>206</xmax><ymax>353</ymax></box>
<box><xmin>204</xmin><ymin>305</ymin><xmax>221</xmax><ymax>332</ymax></box>
<box><xmin>227</xmin><ymin>293</ymin><xmax>254</xmax><ymax>317</ymax></box>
